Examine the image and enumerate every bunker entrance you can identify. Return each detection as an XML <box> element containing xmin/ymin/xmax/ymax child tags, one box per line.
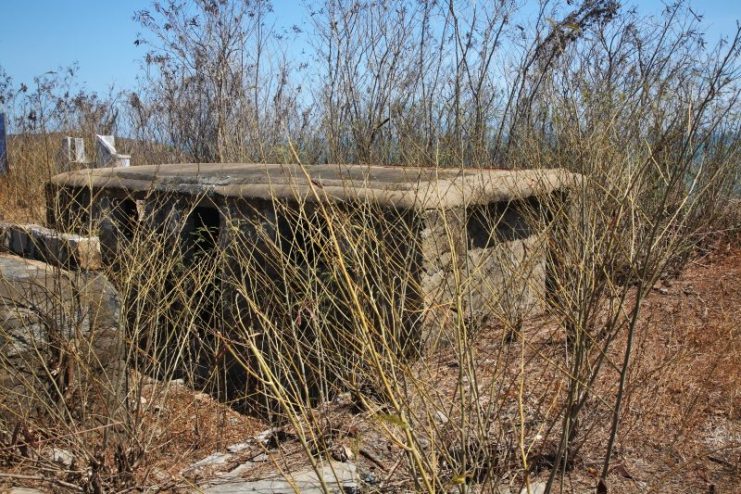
<box><xmin>182</xmin><ymin>205</ymin><xmax>223</xmax><ymax>385</ymax></box>
<box><xmin>184</xmin><ymin>205</ymin><xmax>221</xmax><ymax>264</ymax></box>
<box><xmin>466</xmin><ymin>196</ymin><xmax>544</xmax><ymax>249</ymax></box>
<box><xmin>99</xmin><ymin>197</ymin><xmax>141</xmax><ymax>266</ymax></box>
<box><xmin>117</xmin><ymin>199</ymin><xmax>139</xmax><ymax>240</ymax></box>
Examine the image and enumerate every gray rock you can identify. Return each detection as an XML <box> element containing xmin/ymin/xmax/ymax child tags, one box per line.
<box><xmin>0</xmin><ymin>253</ymin><xmax>122</xmax><ymax>413</ymax></box>
<box><xmin>226</xmin><ymin>442</ymin><xmax>251</xmax><ymax>454</ymax></box>
<box><xmin>47</xmin><ymin>447</ymin><xmax>75</xmax><ymax>467</ymax></box>
<box><xmin>254</xmin><ymin>428</ymin><xmax>280</xmax><ymax>444</ymax></box>
<box><xmin>435</xmin><ymin>410</ymin><xmax>449</xmax><ymax>424</ymax></box>
<box><xmin>0</xmin><ymin>253</ymin><xmax>119</xmax><ymax>340</ymax></box>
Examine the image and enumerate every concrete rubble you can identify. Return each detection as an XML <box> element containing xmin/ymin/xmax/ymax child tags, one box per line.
<box><xmin>0</xmin><ymin>221</ymin><xmax>102</xmax><ymax>270</ymax></box>
<box><xmin>0</xmin><ymin>226</ymin><xmax>121</xmax><ymax>413</ymax></box>
<box><xmin>195</xmin><ymin>461</ymin><xmax>358</xmax><ymax>494</ymax></box>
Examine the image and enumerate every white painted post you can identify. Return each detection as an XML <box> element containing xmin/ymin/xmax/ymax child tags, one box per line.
<box><xmin>62</xmin><ymin>136</ymin><xmax>72</xmax><ymax>161</ymax></box>
<box><xmin>96</xmin><ymin>134</ymin><xmax>116</xmax><ymax>167</ymax></box>
<box><xmin>73</xmin><ymin>137</ymin><xmax>86</xmax><ymax>163</ymax></box>
<box><xmin>59</xmin><ymin>136</ymin><xmax>87</xmax><ymax>171</ymax></box>
<box><xmin>96</xmin><ymin>134</ymin><xmax>130</xmax><ymax>168</ymax></box>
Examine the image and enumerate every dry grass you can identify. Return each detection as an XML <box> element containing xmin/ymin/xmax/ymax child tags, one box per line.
<box><xmin>138</xmin><ymin>244</ymin><xmax>736</xmax><ymax>493</ymax></box>
<box><xmin>0</xmin><ymin>163</ymin><xmax>739</xmax><ymax>493</ymax></box>
<box><xmin>0</xmin><ymin>1</ymin><xmax>740</xmax><ymax>492</ymax></box>
<box><xmin>0</xmin><ymin>242</ymin><xmax>722</xmax><ymax>493</ymax></box>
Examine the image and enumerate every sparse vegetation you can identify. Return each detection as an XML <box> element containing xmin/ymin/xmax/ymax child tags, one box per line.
<box><xmin>1</xmin><ymin>1</ymin><xmax>739</xmax><ymax>493</ymax></box>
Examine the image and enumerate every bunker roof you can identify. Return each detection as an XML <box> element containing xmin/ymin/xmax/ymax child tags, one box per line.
<box><xmin>50</xmin><ymin>163</ymin><xmax>578</xmax><ymax>210</ymax></box>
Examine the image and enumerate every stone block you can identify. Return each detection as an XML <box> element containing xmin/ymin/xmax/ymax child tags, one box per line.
<box><xmin>0</xmin><ymin>253</ymin><xmax>122</xmax><ymax>415</ymax></box>
<box><xmin>0</xmin><ymin>222</ymin><xmax>102</xmax><ymax>270</ymax></box>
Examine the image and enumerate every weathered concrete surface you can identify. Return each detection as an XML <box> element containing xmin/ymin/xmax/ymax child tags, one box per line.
<box><xmin>0</xmin><ymin>221</ymin><xmax>102</xmax><ymax>270</ymax></box>
<box><xmin>46</xmin><ymin>163</ymin><xmax>578</xmax><ymax>411</ymax></box>
<box><xmin>419</xmin><ymin>202</ymin><xmax>548</xmax><ymax>347</ymax></box>
<box><xmin>48</xmin><ymin>162</ymin><xmax>576</xmax><ymax>210</ymax></box>
<box><xmin>0</xmin><ymin>253</ymin><xmax>122</xmax><ymax>414</ymax></box>
<box><xmin>196</xmin><ymin>461</ymin><xmax>358</xmax><ymax>494</ymax></box>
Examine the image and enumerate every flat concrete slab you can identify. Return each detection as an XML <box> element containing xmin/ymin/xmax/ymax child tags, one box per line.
<box><xmin>0</xmin><ymin>221</ymin><xmax>102</xmax><ymax>270</ymax></box>
<box><xmin>196</xmin><ymin>461</ymin><xmax>357</xmax><ymax>494</ymax></box>
<box><xmin>49</xmin><ymin>163</ymin><xmax>576</xmax><ymax>210</ymax></box>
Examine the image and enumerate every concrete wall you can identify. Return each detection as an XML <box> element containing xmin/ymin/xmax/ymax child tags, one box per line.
<box><xmin>46</xmin><ymin>182</ymin><xmax>559</xmax><ymax>412</ymax></box>
<box><xmin>418</xmin><ymin>199</ymin><xmax>549</xmax><ymax>349</ymax></box>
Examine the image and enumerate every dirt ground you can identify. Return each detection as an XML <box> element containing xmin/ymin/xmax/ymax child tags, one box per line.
<box><xmin>604</xmin><ymin>245</ymin><xmax>740</xmax><ymax>493</ymax></box>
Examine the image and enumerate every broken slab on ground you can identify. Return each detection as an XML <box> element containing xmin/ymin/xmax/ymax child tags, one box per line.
<box><xmin>0</xmin><ymin>251</ymin><xmax>122</xmax><ymax>415</ymax></box>
<box><xmin>195</xmin><ymin>461</ymin><xmax>358</xmax><ymax>494</ymax></box>
<box><xmin>0</xmin><ymin>221</ymin><xmax>102</xmax><ymax>270</ymax></box>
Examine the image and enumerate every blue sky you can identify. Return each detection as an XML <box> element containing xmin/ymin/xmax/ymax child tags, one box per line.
<box><xmin>1</xmin><ymin>0</ymin><xmax>739</xmax><ymax>98</ymax></box>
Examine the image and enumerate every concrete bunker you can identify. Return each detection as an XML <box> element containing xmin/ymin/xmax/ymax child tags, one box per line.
<box><xmin>46</xmin><ymin>163</ymin><xmax>578</xmax><ymax>410</ymax></box>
